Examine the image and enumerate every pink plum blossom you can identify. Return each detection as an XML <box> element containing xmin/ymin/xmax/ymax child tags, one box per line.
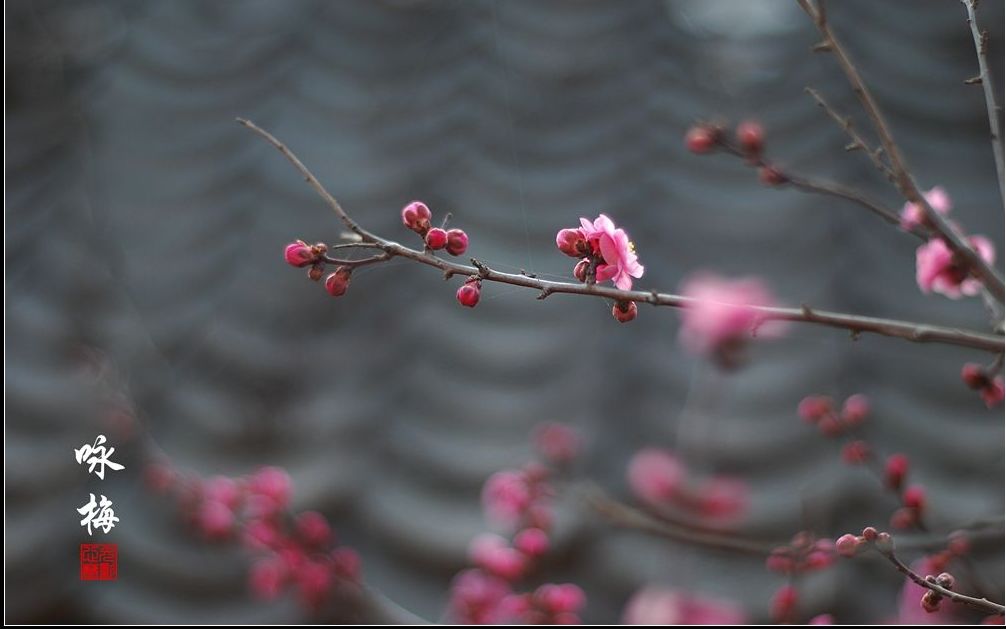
<box><xmin>900</xmin><ymin>186</ymin><xmax>952</xmax><ymax>231</ymax></box>
<box><xmin>481</xmin><ymin>470</ymin><xmax>532</xmax><ymax>526</ymax></box>
<box><xmin>576</xmin><ymin>214</ymin><xmax>644</xmax><ymax>289</ymax></box>
<box><xmin>448</xmin><ymin>569</ymin><xmax>517</xmax><ymax>624</ymax></box>
<box><xmin>468</xmin><ymin>533</ymin><xmax>527</xmax><ymax>582</ymax></box>
<box><xmin>678</xmin><ymin>272</ymin><xmax>783</xmax><ymax>359</ymax></box>
<box><xmin>622</xmin><ymin>587</ymin><xmax>747</xmax><ymax>624</ymax></box>
<box><xmin>915</xmin><ymin>235</ymin><xmax>996</xmax><ymax>298</ymax></box>
<box><xmin>627</xmin><ymin>448</ymin><xmax>685</xmax><ymax>507</ymax></box>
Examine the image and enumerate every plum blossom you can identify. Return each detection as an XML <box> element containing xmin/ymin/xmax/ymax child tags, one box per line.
<box><xmin>627</xmin><ymin>449</ymin><xmax>685</xmax><ymax>507</ymax></box>
<box><xmin>678</xmin><ymin>272</ymin><xmax>783</xmax><ymax>362</ymax></box>
<box><xmin>557</xmin><ymin>214</ymin><xmax>644</xmax><ymax>289</ymax></box>
<box><xmin>448</xmin><ymin>569</ymin><xmax>518</xmax><ymax>624</ymax></box>
<box><xmin>900</xmin><ymin>186</ymin><xmax>952</xmax><ymax>231</ymax></box>
<box><xmin>481</xmin><ymin>470</ymin><xmax>532</xmax><ymax>526</ymax></box>
<box><xmin>915</xmin><ymin>235</ymin><xmax>996</xmax><ymax>298</ymax></box>
<box><xmin>622</xmin><ymin>587</ymin><xmax>747</xmax><ymax>624</ymax></box>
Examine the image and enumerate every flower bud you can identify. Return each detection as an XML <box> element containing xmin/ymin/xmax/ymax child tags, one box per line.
<box><xmin>861</xmin><ymin>526</ymin><xmax>878</xmax><ymax>541</ymax></box>
<box><xmin>685</xmin><ymin>125</ymin><xmax>718</xmax><ymax>154</ymax></box>
<box><xmin>835</xmin><ymin>533</ymin><xmax>861</xmax><ymax>557</ymax></box>
<box><xmin>874</xmin><ymin>531</ymin><xmax>894</xmax><ymax>554</ymax></box>
<box><xmin>401</xmin><ymin>201</ymin><xmax>432</xmax><ymax>234</ymax></box>
<box><xmin>573</xmin><ymin>258</ymin><xmax>590</xmax><ymax>282</ymax></box>
<box><xmin>308</xmin><ymin>263</ymin><xmax>325</xmax><ymax>281</ymax></box>
<box><xmin>325</xmin><ymin>267</ymin><xmax>352</xmax><ymax>297</ymax></box>
<box><xmin>797</xmin><ymin>395</ymin><xmax>832</xmax><ymax>423</ymax></box>
<box><xmin>884</xmin><ymin>453</ymin><xmax>909</xmax><ymax>490</ymax></box>
<box><xmin>961</xmin><ymin>363</ymin><xmax>987</xmax><ymax>389</ymax></box>
<box><xmin>445</xmin><ymin>228</ymin><xmax>469</xmax><ymax>256</ymax></box>
<box><xmin>890</xmin><ymin>507</ymin><xmax>916</xmax><ymax>530</ymax></box>
<box><xmin>285</xmin><ymin>240</ymin><xmax>317</xmax><ymax>268</ymax></box>
<box><xmin>426</xmin><ymin>227</ymin><xmax>448</xmax><ymax>250</ymax></box>
<box><xmin>514</xmin><ymin>528</ymin><xmax>550</xmax><ymax>558</ymax></box>
<box><xmin>759</xmin><ymin>165</ymin><xmax>787</xmax><ymax>186</ymax></box>
<box><xmin>770</xmin><ymin>585</ymin><xmax>798</xmax><ymax>623</ymax></box>
<box><xmin>935</xmin><ymin>572</ymin><xmax>955</xmax><ymax>589</ymax></box>
<box><xmin>842</xmin><ymin>394</ymin><xmax>870</xmax><ymax>425</ymax></box>
<box><xmin>921</xmin><ymin>590</ymin><xmax>942</xmax><ymax>614</ymax></box>
<box><xmin>903</xmin><ymin>485</ymin><xmax>927</xmax><ymax>512</ymax></box>
<box><xmin>457</xmin><ymin>279</ymin><xmax>481</xmax><ymax>308</ymax></box>
<box><xmin>736</xmin><ymin>120</ymin><xmax>764</xmax><ymax>154</ymax></box>
<box><xmin>612</xmin><ymin>300</ymin><xmax>638</xmax><ymax>323</ymax></box>
<box><xmin>556</xmin><ymin>228</ymin><xmax>588</xmax><ymax>258</ymax></box>
<box><xmin>295</xmin><ymin>511</ymin><xmax>332</xmax><ymax>547</ymax></box>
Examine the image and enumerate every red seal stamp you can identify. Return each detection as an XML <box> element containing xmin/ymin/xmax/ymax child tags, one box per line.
<box><xmin>80</xmin><ymin>543</ymin><xmax>117</xmax><ymax>581</ymax></box>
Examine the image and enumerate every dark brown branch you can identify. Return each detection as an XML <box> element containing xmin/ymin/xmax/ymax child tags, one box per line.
<box><xmin>240</xmin><ymin>118</ymin><xmax>1003</xmax><ymax>353</ymax></box>
<box><xmin>796</xmin><ymin>0</ymin><xmax>1006</xmax><ymax>301</ymax></box>
<box><xmin>878</xmin><ymin>545</ymin><xmax>1005</xmax><ymax>616</ymax></box>
<box><xmin>962</xmin><ymin>0</ymin><xmax>1005</xmax><ymax>201</ymax></box>
<box><xmin>805</xmin><ymin>87</ymin><xmax>897</xmax><ymax>184</ymax></box>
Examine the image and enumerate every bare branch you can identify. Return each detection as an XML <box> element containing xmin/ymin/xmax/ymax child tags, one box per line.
<box><xmin>962</xmin><ymin>0</ymin><xmax>1005</xmax><ymax>202</ymax></box>
<box><xmin>805</xmin><ymin>87</ymin><xmax>897</xmax><ymax>184</ymax></box>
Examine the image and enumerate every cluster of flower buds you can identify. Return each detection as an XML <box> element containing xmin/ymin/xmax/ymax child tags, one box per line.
<box><xmin>449</xmin><ymin>423</ymin><xmax>587</xmax><ymax>624</ymax></box>
<box><xmin>627</xmin><ymin>448</ymin><xmax>748</xmax><ymax>521</ymax></box>
<box><xmin>145</xmin><ymin>462</ymin><xmax>360</xmax><ymax>613</ymax></box>
<box><xmin>284</xmin><ymin>239</ymin><xmax>354</xmax><ymax>297</ymax></box>
<box><xmin>961</xmin><ymin>363</ymin><xmax>1005</xmax><ymax>408</ymax></box>
<box><xmin>797</xmin><ymin>393</ymin><xmax>870</xmax><ymax>438</ymax></box>
<box><xmin>920</xmin><ymin>572</ymin><xmax>956</xmax><ymax>614</ymax></box>
<box><xmin>766</xmin><ymin>531</ymin><xmax>837</xmax><ymax>575</ymax></box>
<box><xmin>835</xmin><ymin>525</ymin><xmax>895</xmax><ymax>557</ymax></box>
<box><xmin>401</xmin><ymin>200</ymin><xmax>469</xmax><ymax>256</ymax></box>
<box><xmin>555</xmin><ymin>214</ymin><xmax>645</xmax><ymax>322</ymax></box>
<box><xmin>878</xmin><ymin>453</ymin><xmax>929</xmax><ymax>530</ymax></box>
<box><xmin>685</xmin><ymin>120</ymin><xmax>787</xmax><ymax>187</ymax></box>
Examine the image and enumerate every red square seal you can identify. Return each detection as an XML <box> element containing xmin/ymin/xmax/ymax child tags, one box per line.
<box><xmin>80</xmin><ymin>543</ymin><xmax>117</xmax><ymax>581</ymax></box>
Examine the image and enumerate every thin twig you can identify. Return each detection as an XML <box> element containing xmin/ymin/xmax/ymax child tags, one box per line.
<box><xmin>242</xmin><ymin>118</ymin><xmax>1003</xmax><ymax>353</ymax></box>
<box><xmin>805</xmin><ymin>87</ymin><xmax>897</xmax><ymax>184</ymax></box>
<box><xmin>962</xmin><ymin>0</ymin><xmax>1005</xmax><ymax>202</ymax></box>
<box><xmin>796</xmin><ymin>0</ymin><xmax>1005</xmax><ymax>301</ymax></box>
<box><xmin>878</xmin><ymin>546</ymin><xmax>1005</xmax><ymax>616</ymax></box>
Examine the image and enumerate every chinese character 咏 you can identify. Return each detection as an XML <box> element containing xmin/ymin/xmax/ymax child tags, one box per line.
<box><xmin>74</xmin><ymin>434</ymin><xmax>125</xmax><ymax>480</ymax></box>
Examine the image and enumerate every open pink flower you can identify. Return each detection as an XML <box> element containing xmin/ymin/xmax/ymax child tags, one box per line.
<box><xmin>900</xmin><ymin>186</ymin><xmax>952</xmax><ymax>231</ymax></box>
<box><xmin>678</xmin><ymin>272</ymin><xmax>783</xmax><ymax>357</ymax></box>
<box><xmin>915</xmin><ymin>236</ymin><xmax>995</xmax><ymax>298</ymax></box>
<box><xmin>623</xmin><ymin>587</ymin><xmax>747</xmax><ymax>625</ymax></box>
<box><xmin>578</xmin><ymin>214</ymin><xmax>645</xmax><ymax>289</ymax></box>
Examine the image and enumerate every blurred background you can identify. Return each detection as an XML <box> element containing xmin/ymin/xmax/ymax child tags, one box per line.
<box><xmin>5</xmin><ymin>0</ymin><xmax>1004</xmax><ymax>623</ymax></box>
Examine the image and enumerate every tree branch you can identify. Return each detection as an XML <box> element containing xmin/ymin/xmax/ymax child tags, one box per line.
<box><xmin>962</xmin><ymin>0</ymin><xmax>1005</xmax><ymax>202</ymax></box>
<box><xmin>241</xmin><ymin>118</ymin><xmax>1002</xmax><ymax>353</ymax></box>
<box><xmin>805</xmin><ymin>87</ymin><xmax>897</xmax><ymax>184</ymax></box>
<box><xmin>878</xmin><ymin>545</ymin><xmax>1005</xmax><ymax>616</ymax></box>
<box><xmin>796</xmin><ymin>0</ymin><xmax>1006</xmax><ymax>301</ymax></box>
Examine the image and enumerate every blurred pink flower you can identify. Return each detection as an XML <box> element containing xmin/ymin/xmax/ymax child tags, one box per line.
<box><xmin>249</xmin><ymin>556</ymin><xmax>286</xmax><ymax>601</ymax></box>
<box><xmin>916</xmin><ymin>236</ymin><xmax>995</xmax><ymax>298</ymax></box>
<box><xmin>900</xmin><ymin>186</ymin><xmax>952</xmax><ymax>231</ymax></box>
<box><xmin>482</xmin><ymin>470</ymin><xmax>532</xmax><ymax>526</ymax></box>
<box><xmin>622</xmin><ymin>587</ymin><xmax>747</xmax><ymax>624</ymax></box>
<box><xmin>809</xmin><ymin>613</ymin><xmax>835</xmax><ymax>624</ymax></box>
<box><xmin>678</xmin><ymin>272</ymin><xmax>783</xmax><ymax>357</ymax></box>
<box><xmin>448</xmin><ymin>569</ymin><xmax>517</xmax><ymax>624</ymax></box>
<box><xmin>579</xmin><ymin>214</ymin><xmax>644</xmax><ymax>290</ymax></box>
<box><xmin>532</xmin><ymin>422</ymin><xmax>583</xmax><ymax>464</ymax></box>
<box><xmin>247</xmin><ymin>466</ymin><xmax>292</xmax><ymax>515</ymax></box>
<box><xmin>469</xmin><ymin>533</ymin><xmax>527</xmax><ymax>582</ymax></box>
<box><xmin>627</xmin><ymin>449</ymin><xmax>685</xmax><ymax>507</ymax></box>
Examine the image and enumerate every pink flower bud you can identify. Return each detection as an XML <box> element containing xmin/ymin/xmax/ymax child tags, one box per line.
<box><xmin>770</xmin><ymin>585</ymin><xmax>798</xmax><ymax>623</ymax></box>
<box><xmin>295</xmin><ymin>511</ymin><xmax>332</xmax><ymax>547</ymax></box>
<box><xmin>197</xmin><ymin>500</ymin><xmax>234</xmax><ymax>540</ymax></box>
<box><xmin>248</xmin><ymin>466</ymin><xmax>292</xmax><ymax>511</ymax></box>
<box><xmin>325</xmin><ymin>267</ymin><xmax>352</xmax><ymax>297</ymax></box>
<box><xmin>759</xmin><ymin>165</ymin><xmax>786</xmax><ymax>186</ymax></box>
<box><xmin>482</xmin><ymin>470</ymin><xmax>531</xmax><ymax>525</ymax></box>
<box><xmin>861</xmin><ymin>526</ymin><xmax>878</xmax><ymax>541</ymax></box>
<box><xmin>514</xmin><ymin>528</ymin><xmax>550</xmax><ymax>558</ymax></box>
<box><xmin>445</xmin><ymin>228</ymin><xmax>469</xmax><ymax>256</ymax></box>
<box><xmin>556</xmin><ymin>228</ymin><xmax>588</xmax><ymax>258</ymax></box>
<box><xmin>921</xmin><ymin>590</ymin><xmax>942</xmax><ymax>614</ymax></box>
<box><xmin>469</xmin><ymin>533</ymin><xmax>526</xmax><ymax>582</ymax></box>
<box><xmin>798</xmin><ymin>395</ymin><xmax>832</xmax><ymax>423</ymax></box>
<box><xmin>875</xmin><ymin>531</ymin><xmax>894</xmax><ymax>553</ymax></box>
<box><xmin>331</xmin><ymin>546</ymin><xmax>361</xmax><ymax>581</ymax></box>
<box><xmin>885</xmin><ymin>454</ymin><xmax>909</xmax><ymax>490</ymax></box>
<box><xmin>842</xmin><ymin>394</ymin><xmax>870</xmax><ymax>425</ymax></box>
<box><xmin>612</xmin><ymin>300</ymin><xmax>638</xmax><ymax>323</ymax></box>
<box><xmin>573</xmin><ymin>258</ymin><xmax>590</xmax><ymax>282</ymax></box>
<box><xmin>249</xmin><ymin>557</ymin><xmax>286</xmax><ymax>600</ymax></box>
<box><xmin>903</xmin><ymin>485</ymin><xmax>927</xmax><ymax>512</ymax></box>
<box><xmin>285</xmin><ymin>240</ymin><xmax>317</xmax><ymax>267</ymax></box>
<box><xmin>532</xmin><ymin>422</ymin><xmax>582</xmax><ymax>464</ymax></box>
<box><xmin>981</xmin><ymin>377</ymin><xmax>1005</xmax><ymax>407</ymax></box>
<box><xmin>961</xmin><ymin>363</ymin><xmax>987</xmax><ymax>389</ymax></box>
<box><xmin>685</xmin><ymin>125</ymin><xmax>718</xmax><ymax>154</ymax></box>
<box><xmin>697</xmin><ymin>476</ymin><xmax>748</xmax><ymax>520</ymax></box>
<box><xmin>627</xmin><ymin>449</ymin><xmax>684</xmax><ymax>506</ymax></box>
<box><xmin>536</xmin><ymin>583</ymin><xmax>586</xmax><ymax>614</ymax></box>
<box><xmin>457</xmin><ymin>279</ymin><xmax>481</xmax><ymax>308</ymax></box>
<box><xmin>936</xmin><ymin>572</ymin><xmax>956</xmax><ymax>589</ymax></box>
<box><xmin>817</xmin><ymin>415</ymin><xmax>844</xmax><ymax>438</ymax></box>
<box><xmin>841</xmin><ymin>440</ymin><xmax>870</xmax><ymax>464</ymax></box>
<box><xmin>401</xmin><ymin>201</ymin><xmax>432</xmax><ymax>234</ymax></box>
<box><xmin>426</xmin><ymin>227</ymin><xmax>448</xmax><ymax>250</ymax></box>
<box><xmin>766</xmin><ymin>548</ymin><xmax>794</xmax><ymax>573</ymax></box>
<box><xmin>835</xmin><ymin>533</ymin><xmax>861</xmax><ymax>557</ymax></box>
<box><xmin>736</xmin><ymin>120</ymin><xmax>764</xmax><ymax>155</ymax></box>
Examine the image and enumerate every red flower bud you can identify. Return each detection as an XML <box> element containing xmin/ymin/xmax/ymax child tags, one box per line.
<box><xmin>759</xmin><ymin>165</ymin><xmax>787</xmax><ymax>186</ymax></box>
<box><xmin>556</xmin><ymin>228</ymin><xmax>588</xmax><ymax>258</ymax></box>
<box><xmin>514</xmin><ymin>528</ymin><xmax>549</xmax><ymax>558</ymax></box>
<box><xmin>445</xmin><ymin>228</ymin><xmax>469</xmax><ymax>256</ymax></box>
<box><xmin>426</xmin><ymin>227</ymin><xmax>448</xmax><ymax>250</ymax></box>
<box><xmin>861</xmin><ymin>526</ymin><xmax>878</xmax><ymax>541</ymax></box>
<box><xmin>921</xmin><ymin>590</ymin><xmax>942</xmax><ymax>614</ymax></box>
<box><xmin>884</xmin><ymin>453</ymin><xmax>909</xmax><ymax>490</ymax></box>
<box><xmin>308</xmin><ymin>263</ymin><xmax>325</xmax><ymax>281</ymax></box>
<box><xmin>573</xmin><ymin>258</ymin><xmax>590</xmax><ymax>282</ymax></box>
<box><xmin>457</xmin><ymin>279</ymin><xmax>481</xmax><ymax>308</ymax></box>
<box><xmin>612</xmin><ymin>300</ymin><xmax>637</xmax><ymax>323</ymax></box>
<box><xmin>736</xmin><ymin>120</ymin><xmax>764</xmax><ymax>154</ymax></box>
<box><xmin>325</xmin><ymin>267</ymin><xmax>352</xmax><ymax>297</ymax></box>
<box><xmin>835</xmin><ymin>533</ymin><xmax>861</xmax><ymax>557</ymax></box>
<box><xmin>401</xmin><ymin>201</ymin><xmax>432</xmax><ymax>234</ymax></box>
<box><xmin>685</xmin><ymin>125</ymin><xmax>718</xmax><ymax>154</ymax></box>
<box><xmin>961</xmin><ymin>363</ymin><xmax>987</xmax><ymax>389</ymax></box>
<box><xmin>903</xmin><ymin>485</ymin><xmax>927</xmax><ymax>512</ymax></box>
<box><xmin>770</xmin><ymin>585</ymin><xmax>798</xmax><ymax>623</ymax></box>
<box><xmin>797</xmin><ymin>395</ymin><xmax>832</xmax><ymax>423</ymax></box>
<box><xmin>842</xmin><ymin>394</ymin><xmax>870</xmax><ymax>425</ymax></box>
<box><xmin>285</xmin><ymin>240</ymin><xmax>317</xmax><ymax>268</ymax></box>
